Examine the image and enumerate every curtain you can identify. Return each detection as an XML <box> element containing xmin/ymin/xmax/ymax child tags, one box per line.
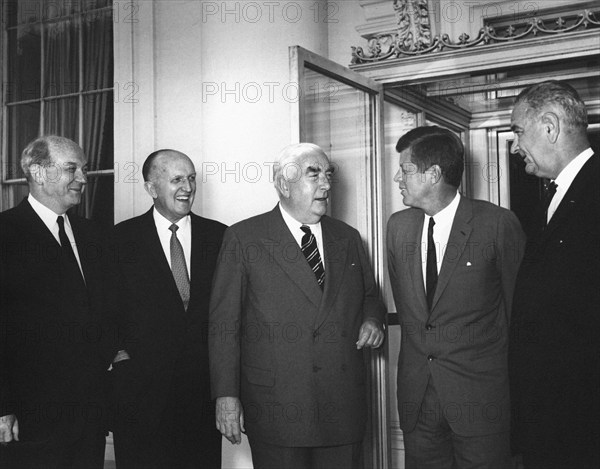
<box><xmin>81</xmin><ymin>9</ymin><xmax>113</xmax><ymax>220</ymax></box>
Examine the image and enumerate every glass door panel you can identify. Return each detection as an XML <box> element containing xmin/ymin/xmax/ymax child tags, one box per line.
<box><xmin>290</xmin><ymin>46</ymin><xmax>389</xmax><ymax>469</ymax></box>
<box><xmin>302</xmin><ymin>67</ymin><xmax>375</xmax><ymax>234</ymax></box>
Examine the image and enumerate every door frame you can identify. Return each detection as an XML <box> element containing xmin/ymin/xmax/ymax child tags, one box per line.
<box><xmin>290</xmin><ymin>45</ymin><xmax>390</xmax><ymax>469</ymax></box>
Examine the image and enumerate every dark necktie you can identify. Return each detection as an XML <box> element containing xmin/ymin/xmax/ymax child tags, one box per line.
<box><xmin>300</xmin><ymin>225</ymin><xmax>325</xmax><ymax>290</ymax></box>
<box><xmin>542</xmin><ymin>180</ymin><xmax>558</xmax><ymax>224</ymax></box>
<box><xmin>426</xmin><ymin>217</ymin><xmax>438</xmax><ymax>311</ymax></box>
<box><xmin>57</xmin><ymin>215</ymin><xmax>85</xmax><ymax>285</ymax></box>
<box><xmin>169</xmin><ymin>224</ymin><xmax>190</xmax><ymax>309</ymax></box>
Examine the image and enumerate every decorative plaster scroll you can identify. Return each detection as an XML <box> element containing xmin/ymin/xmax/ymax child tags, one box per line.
<box><xmin>393</xmin><ymin>0</ymin><xmax>432</xmax><ymax>52</ymax></box>
<box><xmin>352</xmin><ymin>8</ymin><xmax>600</xmax><ymax>64</ymax></box>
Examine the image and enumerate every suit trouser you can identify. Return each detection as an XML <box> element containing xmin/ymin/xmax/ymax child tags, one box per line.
<box><xmin>0</xmin><ymin>418</ymin><xmax>105</xmax><ymax>469</ymax></box>
<box><xmin>114</xmin><ymin>410</ymin><xmax>221</xmax><ymax>469</ymax></box>
<box><xmin>112</xmin><ymin>364</ymin><xmax>221</xmax><ymax>469</ymax></box>
<box><xmin>403</xmin><ymin>377</ymin><xmax>511</xmax><ymax>469</ymax></box>
<box><xmin>248</xmin><ymin>437</ymin><xmax>362</xmax><ymax>469</ymax></box>
<box><xmin>517</xmin><ymin>416</ymin><xmax>600</xmax><ymax>469</ymax></box>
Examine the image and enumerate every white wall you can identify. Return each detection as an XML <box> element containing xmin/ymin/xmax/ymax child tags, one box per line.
<box><xmin>115</xmin><ymin>0</ymin><xmax>340</xmax><ymax>225</ymax></box>
<box><xmin>327</xmin><ymin>0</ymin><xmax>368</xmax><ymax>68</ymax></box>
<box><xmin>198</xmin><ymin>0</ymin><xmax>332</xmax><ymax>224</ymax></box>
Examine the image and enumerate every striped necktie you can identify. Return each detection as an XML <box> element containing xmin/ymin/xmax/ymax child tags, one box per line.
<box><xmin>300</xmin><ymin>225</ymin><xmax>325</xmax><ymax>290</ymax></box>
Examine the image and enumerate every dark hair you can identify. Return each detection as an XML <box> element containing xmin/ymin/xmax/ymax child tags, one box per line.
<box><xmin>142</xmin><ymin>149</ymin><xmax>176</xmax><ymax>181</ymax></box>
<box><xmin>395</xmin><ymin>126</ymin><xmax>464</xmax><ymax>188</ymax></box>
<box><xmin>515</xmin><ymin>80</ymin><xmax>587</xmax><ymax>130</ymax></box>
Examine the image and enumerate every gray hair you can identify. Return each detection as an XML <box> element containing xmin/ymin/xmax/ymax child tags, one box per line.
<box><xmin>273</xmin><ymin>143</ymin><xmax>328</xmax><ymax>194</ymax></box>
<box><xmin>515</xmin><ymin>80</ymin><xmax>588</xmax><ymax>130</ymax></box>
<box><xmin>21</xmin><ymin>135</ymin><xmax>81</xmax><ymax>180</ymax></box>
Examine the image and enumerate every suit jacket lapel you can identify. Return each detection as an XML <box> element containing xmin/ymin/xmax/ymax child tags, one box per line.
<box><xmin>188</xmin><ymin>214</ymin><xmax>214</xmax><ymax>312</ymax></box>
<box><xmin>140</xmin><ymin>209</ymin><xmax>186</xmax><ymax>311</ymax></box>
<box><xmin>69</xmin><ymin>215</ymin><xmax>93</xmax><ymax>288</ymax></box>
<box><xmin>543</xmin><ymin>154</ymin><xmax>597</xmax><ymax>237</ymax></box>
<box><xmin>431</xmin><ymin>197</ymin><xmax>473</xmax><ymax>313</ymax></box>
<box><xmin>18</xmin><ymin>199</ymin><xmax>61</xmax><ymax>247</ymax></box>
<box><xmin>19</xmin><ymin>201</ymin><xmax>89</xmax><ymax>296</ymax></box>
<box><xmin>404</xmin><ymin>212</ymin><xmax>428</xmax><ymax>315</ymax></box>
<box><xmin>315</xmin><ymin>217</ymin><xmax>348</xmax><ymax>328</ymax></box>
<box><xmin>262</xmin><ymin>207</ymin><xmax>323</xmax><ymax>308</ymax></box>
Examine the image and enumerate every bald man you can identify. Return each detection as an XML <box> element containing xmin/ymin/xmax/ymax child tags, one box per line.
<box><xmin>0</xmin><ymin>136</ymin><xmax>121</xmax><ymax>468</ymax></box>
<box><xmin>112</xmin><ymin>150</ymin><xmax>226</xmax><ymax>469</ymax></box>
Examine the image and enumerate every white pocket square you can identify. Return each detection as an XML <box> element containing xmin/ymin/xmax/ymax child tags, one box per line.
<box><xmin>466</xmin><ymin>262</ymin><xmax>472</xmax><ymax>266</ymax></box>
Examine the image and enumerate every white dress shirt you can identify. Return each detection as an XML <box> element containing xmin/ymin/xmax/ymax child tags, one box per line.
<box><xmin>279</xmin><ymin>204</ymin><xmax>325</xmax><ymax>267</ymax></box>
<box><xmin>153</xmin><ymin>208</ymin><xmax>192</xmax><ymax>278</ymax></box>
<box><xmin>28</xmin><ymin>194</ymin><xmax>85</xmax><ymax>277</ymax></box>
<box><xmin>421</xmin><ymin>192</ymin><xmax>461</xmax><ymax>287</ymax></box>
<box><xmin>547</xmin><ymin>147</ymin><xmax>593</xmax><ymax>223</ymax></box>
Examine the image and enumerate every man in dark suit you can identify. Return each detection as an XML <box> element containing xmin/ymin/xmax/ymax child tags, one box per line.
<box><xmin>0</xmin><ymin>136</ymin><xmax>121</xmax><ymax>468</ymax></box>
<box><xmin>112</xmin><ymin>149</ymin><xmax>226</xmax><ymax>469</ymax></box>
<box><xmin>209</xmin><ymin>143</ymin><xmax>386</xmax><ymax>469</ymax></box>
<box><xmin>509</xmin><ymin>80</ymin><xmax>600</xmax><ymax>468</ymax></box>
<box><xmin>386</xmin><ymin>126</ymin><xmax>525</xmax><ymax>469</ymax></box>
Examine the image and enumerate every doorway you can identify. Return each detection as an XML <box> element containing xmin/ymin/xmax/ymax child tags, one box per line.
<box><xmin>292</xmin><ymin>36</ymin><xmax>599</xmax><ymax>467</ymax></box>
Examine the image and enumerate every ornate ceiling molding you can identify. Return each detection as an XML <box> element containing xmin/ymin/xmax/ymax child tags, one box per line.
<box><xmin>352</xmin><ymin>6</ymin><xmax>600</xmax><ymax>64</ymax></box>
<box><xmin>394</xmin><ymin>0</ymin><xmax>432</xmax><ymax>52</ymax></box>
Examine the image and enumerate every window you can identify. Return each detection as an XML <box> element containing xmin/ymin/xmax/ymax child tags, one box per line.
<box><xmin>2</xmin><ymin>0</ymin><xmax>114</xmax><ymax>226</ymax></box>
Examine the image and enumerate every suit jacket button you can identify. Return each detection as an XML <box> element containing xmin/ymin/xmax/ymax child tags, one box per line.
<box><xmin>427</xmin><ymin>355</ymin><xmax>435</xmax><ymax>362</ymax></box>
<box><xmin>425</xmin><ymin>324</ymin><xmax>433</xmax><ymax>331</ymax></box>
<box><xmin>313</xmin><ymin>365</ymin><xmax>321</xmax><ymax>372</ymax></box>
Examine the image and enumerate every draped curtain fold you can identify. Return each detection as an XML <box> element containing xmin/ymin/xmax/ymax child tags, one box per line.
<box><xmin>41</xmin><ymin>6</ymin><xmax>112</xmax><ymax>219</ymax></box>
<box><xmin>82</xmin><ymin>10</ymin><xmax>112</xmax><ymax>218</ymax></box>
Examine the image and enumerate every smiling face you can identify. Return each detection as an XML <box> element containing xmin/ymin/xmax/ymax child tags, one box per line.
<box><xmin>393</xmin><ymin>149</ymin><xmax>432</xmax><ymax>211</ymax></box>
<box><xmin>510</xmin><ymin>102</ymin><xmax>555</xmax><ymax>178</ymax></box>
<box><xmin>279</xmin><ymin>151</ymin><xmax>333</xmax><ymax>224</ymax></box>
<box><xmin>32</xmin><ymin>142</ymin><xmax>88</xmax><ymax>214</ymax></box>
<box><xmin>145</xmin><ymin>151</ymin><xmax>196</xmax><ymax>223</ymax></box>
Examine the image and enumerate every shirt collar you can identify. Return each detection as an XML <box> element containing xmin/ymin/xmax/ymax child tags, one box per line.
<box><xmin>554</xmin><ymin>147</ymin><xmax>594</xmax><ymax>191</ymax></box>
<box><xmin>152</xmin><ymin>207</ymin><xmax>190</xmax><ymax>233</ymax></box>
<box><xmin>28</xmin><ymin>193</ymin><xmax>66</xmax><ymax>232</ymax></box>
<box><xmin>278</xmin><ymin>203</ymin><xmax>322</xmax><ymax>234</ymax></box>
<box><xmin>426</xmin><ymin>191</ymin><xmax>460</xmax><ymax>226</ymax></box>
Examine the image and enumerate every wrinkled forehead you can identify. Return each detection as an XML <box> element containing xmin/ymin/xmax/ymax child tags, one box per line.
<box><xmin>49</xmin><ymin>141</ymin><xmax>86</xmax><ymax>165</ymax></box>
<box><xmin>296</xmin><ymin>152</ymin><xmax>331</xmax><ymax>170</ymax></box>
<box><xmin>512</xmin><ymin>101</ymin><xmax>540</xmax><ymax>123</ymax></box>
<box><xmin>155</xmin><ymin>153</ymin><xmax>195</xmax><ymax>175</ymax></box>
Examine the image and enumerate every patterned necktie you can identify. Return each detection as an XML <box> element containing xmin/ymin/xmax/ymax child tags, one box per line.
<box><xmin>300</xmin><ymin>225</ymin><xmax>325</xmax><ymax>290</ymax></box>
<box><xmin>57</xmin><ymin>215</ymin><xmax>85</xmax><ymax>285</ymax></box>
<box><xmin>426</xmin><ymin>217</ymin><xmax>438</xmax><ymax>311</ymax></box>
<box><xmin>542</xmin><ymin>180</ymin><xmax>558</xmax><ymax>224</ymax></box>
<box><xmin>169</xmin><ymin>224</ymin><xmax>190</xmax><ymax>309</ymax></box>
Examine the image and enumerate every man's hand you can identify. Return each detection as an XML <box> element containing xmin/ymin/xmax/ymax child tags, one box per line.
<box><xmin>0</xmin><ymin>414</ymin><xmax>19</xmax><ymax>443</ymax></box>
<box><xmin>215</xmin><ymin>397</ymin><xmax>244</xmax><ymax>445</ymax></box>
<box><xmin>356</xmin><ymin>318</ymin><xmax>385</xmax><ymax>349</ymax></box>
<box><xmin>112</xmin><ymin>349</ymin><xmax>130</xmax><ymax>365</ymax></box>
